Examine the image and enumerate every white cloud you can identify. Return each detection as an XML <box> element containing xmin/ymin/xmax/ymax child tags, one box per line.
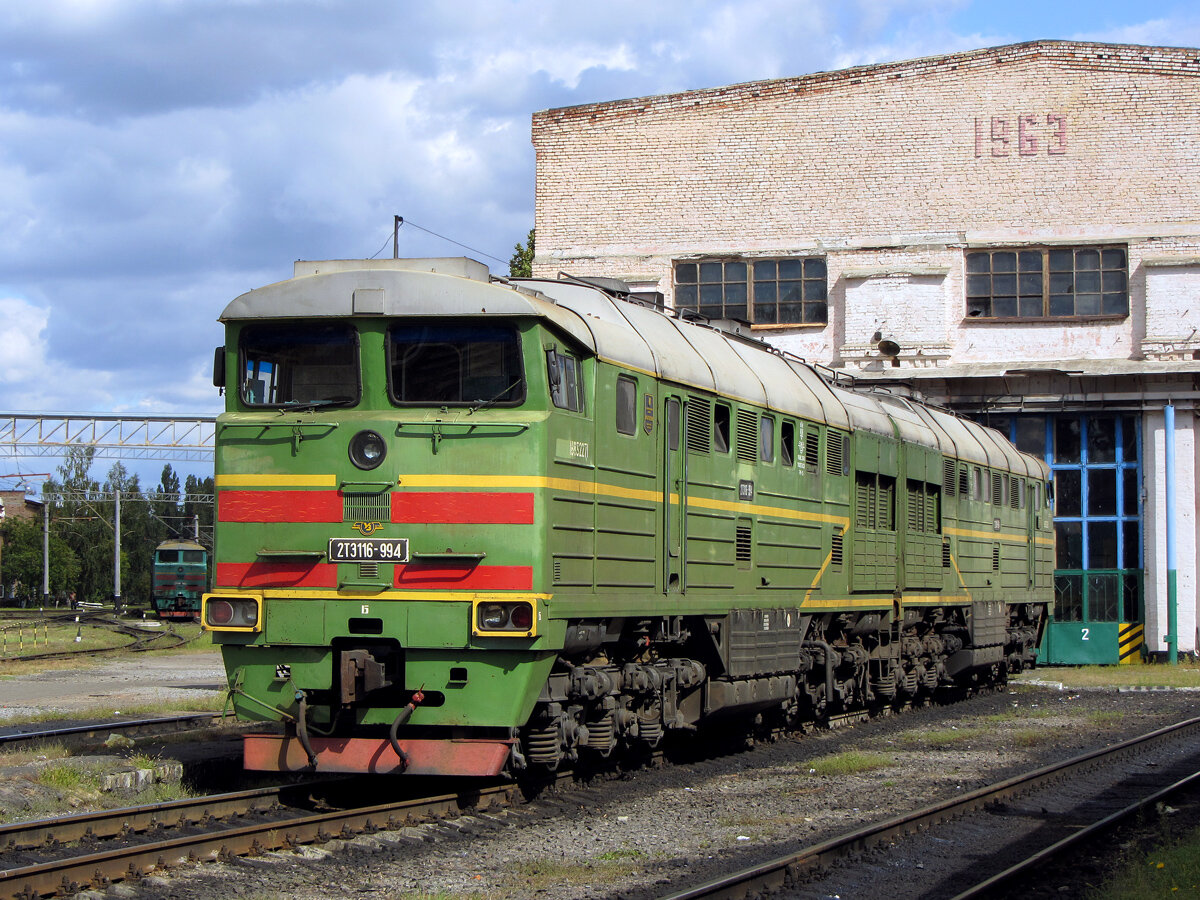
<box><xmin>0</xmin><ymin>297</ymin><xmax>49</xmax><ymax>384</ymax></box>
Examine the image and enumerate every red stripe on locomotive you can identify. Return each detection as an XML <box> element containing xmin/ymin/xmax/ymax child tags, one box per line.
<box><xmin>218</xmin><ymin>490</ymin><xmax>341</xmax><ymax>522</ymax></box>
<box><xmin>217</xmin><ymin>561</ymin><xmax>338</xmax><ymax>589</ymax></box>
<box><xmin>391</xmin><ymin>491</ymin><xmax>534</xmax><ymax>524</ymax></box>
<box><xmin>394</xmin><ymin>564</ymin><xmax>533</xmax><ymax>590</ymax></box>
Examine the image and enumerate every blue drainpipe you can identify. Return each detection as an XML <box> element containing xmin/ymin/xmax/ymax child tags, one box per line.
<box><xmin>1164</xmin><ymin>405</ymin><xmax>1178</xmax><ymax>665</ymax></box>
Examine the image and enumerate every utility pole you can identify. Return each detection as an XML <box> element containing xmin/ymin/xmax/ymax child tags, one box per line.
<box><xmin>42</xmin><ymin>501</ymin><xmax>49</xmax><ymax>606</ymax></box>
<box><xmin>113</xmin><ymin>489</ymin><xmax>122</xmax><ymax>615</ymax></box>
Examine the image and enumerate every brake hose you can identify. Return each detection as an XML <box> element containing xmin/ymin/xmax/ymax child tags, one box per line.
<box><xmin>295</xmin><ymin>691</ymin><xmax>318</xmax><ymax>769</ymax></box>
<box><xmin>387</xmin><ymin>688</ymin><xmax>426</xmax><ymax>771</ymax></box>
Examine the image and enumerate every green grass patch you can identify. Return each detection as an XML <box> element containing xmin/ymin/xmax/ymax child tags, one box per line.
<box><xmin>1007</xmin><ymin>728</ymin><xmax>1051</xmax><ymax>748</ymax></box>
<box><xmin>1020</xmin><ymin>662</ymin><xmax>1200</xmax><ymax>690</ymax></box>
<box><xmin>1089</xmin><ymin>825</ymin><xmax>1200</xmax><ymax>898</ymax></box>
<box><xmin>897</xmin><ymin>727</ymin><xmax>978</xmax><ymax>748</ymax></box>
<box><xmin>0</xmin><ymin>740</ymin><xmax>72</xmax><ymax>767</ymax></box>
<box><xmin>803</xmin><ymin>750</ymin><xmax>894</xmax><ymax>776</ymax></box>
<box><xmin>596</xmin><ymin>848</ymin><xmax>646</xmax><ymax>861</ymax></box>
<box><xmin>0</xmin><ymin>623</ymin><xmax>214</xmax><ymax>677</ymax></box>
<box><xmin>35</xmin><ymin>761</ymin><xmax>105</xmax><ymax>793</ymax></box>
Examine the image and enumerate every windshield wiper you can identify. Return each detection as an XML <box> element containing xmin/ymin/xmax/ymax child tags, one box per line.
<box><xmin>468</xmin><ymin>381</ymin><xmax>521</xmax><ymax>414</ymax></box>
<box><xmin>278</xmin><ymin>397</ymin><xmax>354</xmax><ymax>413</ymax></box>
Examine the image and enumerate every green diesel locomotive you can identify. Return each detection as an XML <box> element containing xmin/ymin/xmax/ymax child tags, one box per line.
<box><xmin>203</xmin><ymin>258</ymin><xmax>1053</xmax><ymax>776</ymax></box>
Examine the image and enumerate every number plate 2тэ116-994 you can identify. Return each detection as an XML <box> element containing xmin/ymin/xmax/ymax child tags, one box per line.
<box><xmin>328</xmin><ymin>538</ymin><xmax>410</xmax><ymax>562</ymax></box>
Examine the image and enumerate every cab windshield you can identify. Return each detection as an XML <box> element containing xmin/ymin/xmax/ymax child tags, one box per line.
<box><xmin>388</xmin><ymin>324</ymin><xmax>524</xmax><ymax>406</ymax></box>
<box><xmin>239</xmin><ymin>323</ymin><xmax>360</xmax><ymax>408</ymax></box>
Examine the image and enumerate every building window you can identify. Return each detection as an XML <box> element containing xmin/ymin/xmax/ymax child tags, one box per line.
<box><xmin>674</xmin><ymin>257</ymin><xmax>827</xmax><ymax>326</ymax></box>
<box><xmin>965</xmin><ymin>246</ymin><xmax>1127</xmax><ymax>319</ymax></box>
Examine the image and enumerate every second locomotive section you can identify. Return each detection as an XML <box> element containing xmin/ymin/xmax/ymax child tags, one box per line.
<box><xmin>203</xmin><ymin>258</ymin><xmax>1052</xmax><ymax>775</ymax></box>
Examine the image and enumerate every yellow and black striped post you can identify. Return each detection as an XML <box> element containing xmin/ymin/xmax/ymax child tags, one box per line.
<box><xmin>1119</xmin><ymin>622</ymin><xmax>1144</xmax><ymax>664</ymax></box>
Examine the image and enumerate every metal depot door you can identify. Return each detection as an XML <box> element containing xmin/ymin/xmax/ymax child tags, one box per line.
<box><xmin>663</xmin><ymin>395</ymin><xmax>686</xmax><ymax>594</ymax></box>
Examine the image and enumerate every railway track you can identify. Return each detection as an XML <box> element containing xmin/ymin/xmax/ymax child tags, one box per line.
<box><xmin>0</xmin><ymin>685</ymin><xmax>1010</xmax><ymax>900</ymax></box>
<box><xmin>0</xmin><ymin>614</ymin><xmax>197</xmax><ymax>663</ymax></box>
<box><xmin>0</xmin><ymin>713</ymin><xmax>233</xmax><ymax>752</ymax></box>
<box><xmin>0</xmin><ymin>776</ymin><xmax>519</xmax><ymax>900</ymax></box>
<box><xmin>652</xmin><ymin>715</ymin><xmax>1200</xmax><ymax>900</ymax></box>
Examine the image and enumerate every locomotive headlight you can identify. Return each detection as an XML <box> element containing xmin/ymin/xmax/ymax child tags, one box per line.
<box><xmin>479</xmin><ymin>603</ymin><xmax>509</xmax><ymax>630</ymax></box>
<box><xmin>472</xmin><ymin>599</ymin><xmax>537</xmax><ymax>637</ymax></box>
<box><xmin>348</xmin><ymin>430</ymin><xmax>387</xmax><ymax>470</ymax></box>
<box><xmin>202</xmin><ymin>593</ymin><xmax>263</xmax><ymax>632</ymax></box>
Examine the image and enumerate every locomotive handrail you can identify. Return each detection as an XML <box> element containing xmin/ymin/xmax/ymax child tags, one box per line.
<box><xmin>410</xmin><ymin>551</ymin><xmax>487</xmax><ymax>562</ymax></box>
<box><xmin>218</xmin><ymin>421</ymin><xmax>340</xmax><ymax>431</ymax></box>
<box><xmin>394</xmin><ymin>422</ymin><xmax>531</xmax><ymax>433</ymax></box>
<box><xmin>256</xmin><ymin>549</ymin><xmax>327</xmax><ymax>558</ymax></box>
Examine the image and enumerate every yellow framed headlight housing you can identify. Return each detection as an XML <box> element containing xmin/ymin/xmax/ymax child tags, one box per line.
<box><xmin>471</xmin><ymin>598</ymin><xmax>537</xmax><ymax>638</ymax></box>
<box><xmin>202</xmin><ymin>593</ymin><xmax>263</xmax><ymax>632</ymax></box>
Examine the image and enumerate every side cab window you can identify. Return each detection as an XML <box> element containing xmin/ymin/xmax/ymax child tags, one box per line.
<box><xmin>616</xmin><ymin>375</ymin><xmax>637</xmax><ymax>435</ymax></box>
<box><xmin>547</xmin><ymin>348</ymin><xmax>583</xmax><ymax>412</ymax></box>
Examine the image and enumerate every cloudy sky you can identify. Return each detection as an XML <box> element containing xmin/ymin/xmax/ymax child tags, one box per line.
<box><xmin>1</xmin><ymin>0</ymin><xmax>1197</xmax><ymax>486</ymax></box>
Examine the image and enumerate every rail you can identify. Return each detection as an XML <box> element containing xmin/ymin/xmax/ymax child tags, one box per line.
<box><xmin>653</xmin><ymin>715</ymin><xmax>1200</xmax><ymax>900</ymax></box>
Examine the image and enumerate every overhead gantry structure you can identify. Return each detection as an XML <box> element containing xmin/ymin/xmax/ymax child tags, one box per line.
<box><xmin>0</xmin><ymin>413</ymin><xmax>215</xmax><ymax>463</ymax></box>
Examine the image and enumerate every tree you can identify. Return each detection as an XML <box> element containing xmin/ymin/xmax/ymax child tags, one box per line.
<box><xmin>509</xmin><ymin>228</ymin><xmax>534</xmax><ymax>278</ymax></box>
<box><xmin>44</xmin><ymin>447</ymin><xmax>110</xmax><ymax>603</ymax></box>
<box><xmin>0</xmin><ymin>516</ymin><xmax>80</xmax><ymax>605</ymax></box>
<box><xmin>154</xmin><ymin>464</ymin><xmax>183</xmax><ymax>537</ymax></box>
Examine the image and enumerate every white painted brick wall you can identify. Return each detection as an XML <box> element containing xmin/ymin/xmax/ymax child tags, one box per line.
<box><xmin>531</xmin><ymin>40</ymin><xmax>1200</xmax><ymax>369</ymax></box>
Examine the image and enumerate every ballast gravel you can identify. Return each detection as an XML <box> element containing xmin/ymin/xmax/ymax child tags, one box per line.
<box><xmin>128</xmin><ymin>681</ymin><xmax>1200</xmax><ymax>900</ymax></box>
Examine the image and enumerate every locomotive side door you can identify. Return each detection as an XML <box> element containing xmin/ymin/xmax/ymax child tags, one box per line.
<box><xmin>664</xmin><ymin>394</ymin><xmax>687</xmax><ymax>594</ymax></box>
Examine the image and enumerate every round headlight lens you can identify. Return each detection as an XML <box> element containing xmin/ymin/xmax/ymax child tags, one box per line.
<box><xmin>509</xmin><ymin>603</ymin><xmax>533</xmax><ymax>631</ymax></box>
<box><xmin>208</xmin><ymin>600</ymin><xmax>234</xmax><ymax>625</ymax></box>
<box><xmin>349</xmin><ymin>430</ymin><xmax>387</xmax><ymax>470</ymax></box>
<box><xmin>479</xmin><ymin>603</ymin><xmax>509</xmax><ymax>630</ymax></box>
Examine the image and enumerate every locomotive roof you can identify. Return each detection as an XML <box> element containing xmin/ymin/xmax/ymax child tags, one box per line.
<box><xmin>156</xmin><ymin>538</ymin><xmax>206</xmax><ymax>551</ymax></box>
<box><xmin>220</xmin><ymin>259</ymin><xmax>1047</xmax><ymax>479</ymax></box>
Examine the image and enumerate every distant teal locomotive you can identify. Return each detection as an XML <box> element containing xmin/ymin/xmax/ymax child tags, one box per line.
<box><xmin>152</xmin><ymin>538</ymin><xmax>208</xmax><ymax>620</ymax></box>
<box><xmin>203</xmin><ymin>258</ymin><xmax>1053</xmax><ymax>776</ymax></box>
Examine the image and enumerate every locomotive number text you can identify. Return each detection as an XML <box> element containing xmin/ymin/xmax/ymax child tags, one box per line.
<box><xmin>328</xmin><ymin>538</ymin><xmax>410</xmax><ymax>562</ymax></box>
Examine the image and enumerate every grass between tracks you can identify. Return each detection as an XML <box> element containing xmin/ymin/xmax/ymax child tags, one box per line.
<box><xmin>1018</xmin><ymin>660</ymin><xmax>1200</xmax><ymax>689</ymax></box>
<box><xmin>1090</xmin><ymin>823</ymin><xmax>1200</xmax><ymax>898</ymax></box>
<box><xmin>0</xmin><ymin>622</ymin><xmax>214</xmax><ymax>677</ymax></box>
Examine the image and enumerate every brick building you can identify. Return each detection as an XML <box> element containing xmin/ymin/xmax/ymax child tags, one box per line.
<box><xmin>531</xmin><ymin>40</ymin><xmax>1200</xmax><ymax>662</ymax></box>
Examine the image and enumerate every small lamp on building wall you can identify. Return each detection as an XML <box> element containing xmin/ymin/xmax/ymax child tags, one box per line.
<box><xmin>873</xmin><ymin>331</ymin><xmax>901</xmax><ymax>358</ymax></box>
